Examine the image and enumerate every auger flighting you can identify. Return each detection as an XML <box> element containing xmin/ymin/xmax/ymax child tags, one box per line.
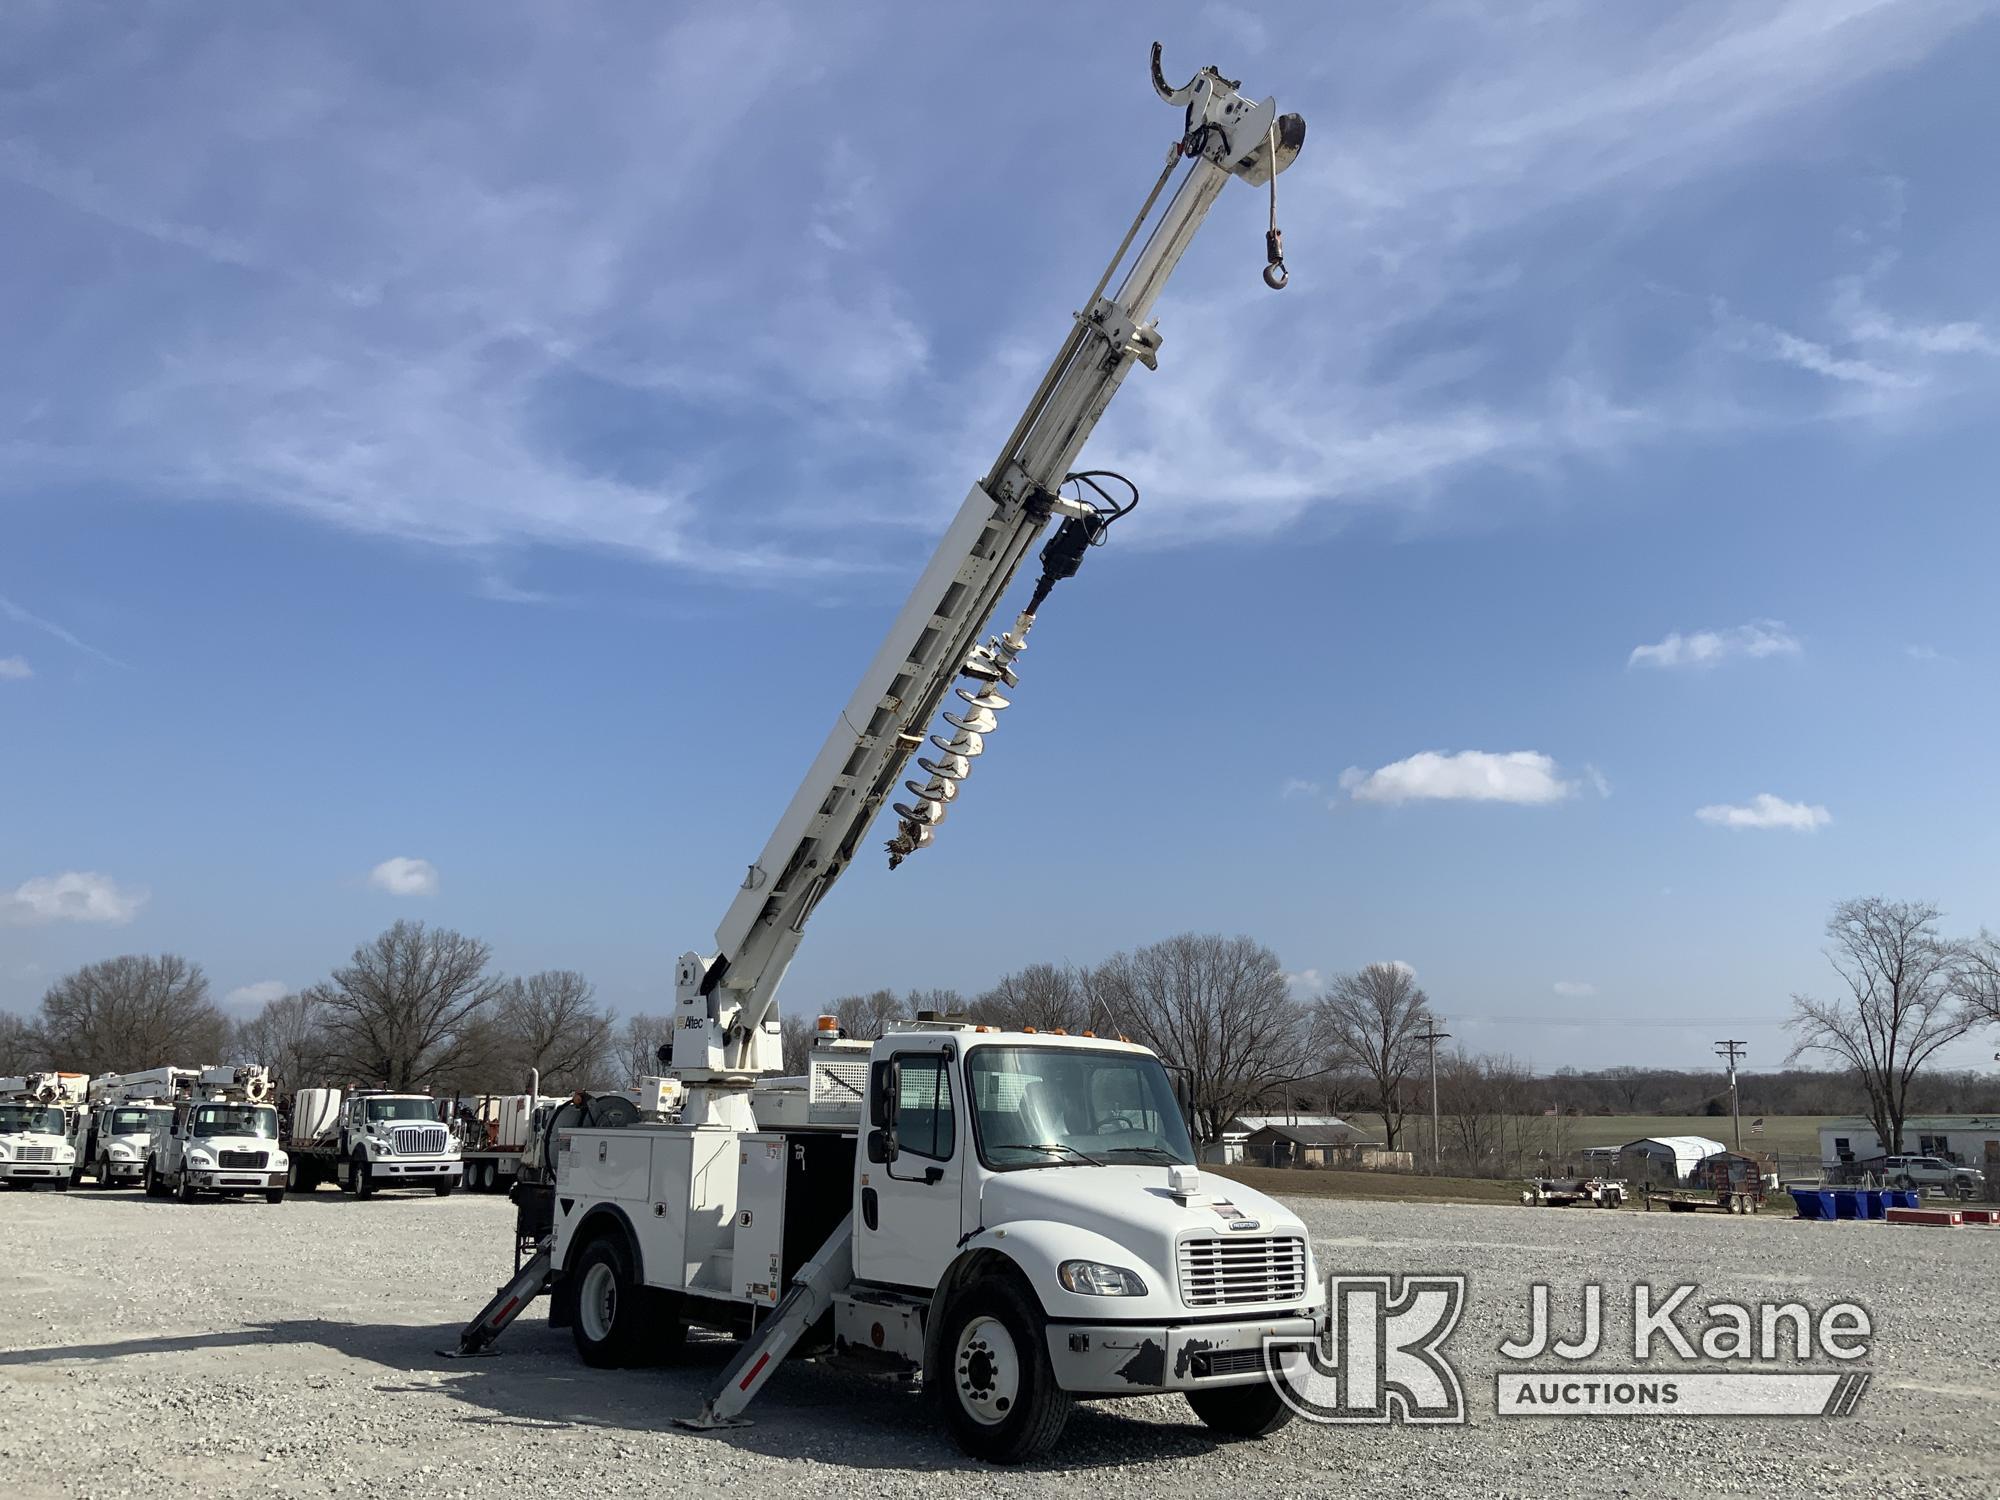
<box><xmin>885</xmin><ymin>471</ymin><xmax>1134</xmax><ymax>868</ymax></box>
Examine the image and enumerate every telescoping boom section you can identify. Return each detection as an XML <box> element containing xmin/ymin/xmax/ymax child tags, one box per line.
<box><xmin>671</xmin><ymin>46</ymin><xmax>1305</xmax><ymax>1123</ymax></box>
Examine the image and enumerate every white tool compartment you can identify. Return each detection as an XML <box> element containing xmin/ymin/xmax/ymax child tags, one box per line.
<box><xmin>735</xmin><ymin>1132</ymin><xmax>789</xmax><ymax>1306</ymax></box>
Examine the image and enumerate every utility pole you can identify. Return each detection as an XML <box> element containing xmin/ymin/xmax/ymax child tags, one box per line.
<box><xmin>1417</xmin><ymin>1025</ymin><xmax>1451</xmax><ymax>1170</ymax></box>
<box><xmin>1715</xmin><ymin>1040</ymin><xmax>1747</xmax><ymax>1150</ymax></box>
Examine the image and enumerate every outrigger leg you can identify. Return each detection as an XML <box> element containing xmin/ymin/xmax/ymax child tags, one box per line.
<box><xmin>677</xmin><ymin>1215</ymin><xmax>854</xmax><ymax>1430</ymax></box>
<box><xmin>440</xmin><ymin>1241</ymin><xmax>554</xmax><ymax>1358</ymax></box>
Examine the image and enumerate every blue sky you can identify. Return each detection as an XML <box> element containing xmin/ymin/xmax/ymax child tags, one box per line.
<box><xmin>3</xmin><ymin>3</ymin><xmax>1996</xmax><ymax>1072</ymax></box>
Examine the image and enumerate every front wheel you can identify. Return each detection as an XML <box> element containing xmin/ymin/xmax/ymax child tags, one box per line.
<box><xmin>1186</xmin><ymin>1380</ymin><xmax>1296</xmax><ymax>1438</ymax></box>
<box><xmin>351</xmin><ymin>1154</ymin><xmax>374</xmax><ymax>1200</ymax></box>
<box><xmin>930</xmin><ymin>1276</ymin><xmax>1071</xmax><ymax>1464</ymax></box>
<box><xmin>434</xmin><ymin>1183</ymin><xmax>454</xmax><ymax>1197</ymax></box>
<box><xmin>175</xmin><ymin>1170</ymin><xmax>197</xmax><ymax>1204</ymax></box>
<box><xmin>95</xmin><ymin>1160</ymin><xmax>117</xmax><ymax>1189</ymax></box>
<box><xmin>265</xmin><ymin>1189</ymin><xmax>285</xmax><ymax>1205</ymax></box>
<box><xmin>143</xmin><ymin>1160</ymin><xmax>165</xmax><ymax>1198</ymax></box>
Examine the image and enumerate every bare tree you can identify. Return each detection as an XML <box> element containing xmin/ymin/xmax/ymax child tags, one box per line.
<box><xmin>1958</xmin><ymin>931</ymin><xmax>2000</xmax><ymax>1030</ymax></box>
<box><xmin>833</xmin><ymin>989</ymin><xmax>907</xmax><ymax>1040</ymax></box>
<box><xmin>972</xmin><ymin>963</ymin><xmax>1091</xmax><ymax>1033</ymax></box>
<box><xmin>903</xmin><ymin>987</ymin><xmax>968</xmax><ymax>1018</ymax></box>
<box><xmin>1091</xmin><ymin>933</ymin><xmax>1309</xmax><ymax>1145</ymax></box>
<box><xmin>37</xmin><ymin>954</ymin><xmax>230</xmax><ymax>1074</ymax></box>
<box><xmin>489</xmin><ymin>970</ymin><xmax>614</xmax><ymax>1093</ymax></box>
<box><xmin>308</xmin><ymin>921</ymin><xmax>506</xmax><ymax>1092</ymax></box>
<box><xmin>619</xmin><ymin>1013</ymin><xmax>675</xmax><ymax>1085</ymax></box>
<box><xmin>780</xmin><ymin>1013</ymin><xmax>816</xmax><ymax>1073</ymax></box>
<box><xmin>1314</xmin><ymin>962</ymin><xmax>1433</xmax><ymax>1151</ymax></box>
<box><xmin>0</xmin><ymin>1011</ymin><xmax>43</xmax><ymax>1075</ymax></box>
<box><xmin>1787</xmin><ymin>898</ymin><xmax>1974</xmax><ymax>1156</ymax></box>
<box><xmin>233</xmin><ymin>991</ymin><xmax>329</xmax><ymax>1091</ymax></box>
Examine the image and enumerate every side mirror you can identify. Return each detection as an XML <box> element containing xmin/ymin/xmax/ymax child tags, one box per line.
<box><xmin>866</xmin><ymin>1126</ymin><xmax>898</xmax><ymax>1164</ymax></box>
<box><xmin>868</xmin><ymin>1059</ymin><xmax>900</xmax><ymax>1129</ymax></box>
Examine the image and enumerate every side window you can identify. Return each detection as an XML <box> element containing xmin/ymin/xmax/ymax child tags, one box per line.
<box><xmin>896</xmin><ymin>1055</ymin><xmax>956</xmax><ymax>1161</ymax></box>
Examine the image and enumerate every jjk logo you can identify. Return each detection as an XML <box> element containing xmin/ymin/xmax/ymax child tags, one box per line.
<box><xmin>1266</xmin><ymin>1274</ymin><xmax>1467</xmax><ymax>1425</ymax></box>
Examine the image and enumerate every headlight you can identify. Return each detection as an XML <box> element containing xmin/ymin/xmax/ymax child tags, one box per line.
<box><xmin>110</xmin><ymin>1144</ymin><xmax>137</xmax><ymax>1160</ymax></box>
<box><xmin>0</xmin><ymin>1144</ymin><xmax>12</xmax><ymax>1159</ymax></box>
<box><xmin>272</xmin><ymin>1151</ymin><xmax>289</xmax><ymax>1167</ymax></box>
<box><xmin>371</xmin><ymin>1136</ymin><xmax>395</xmax><ymax>1155</ymax></box>
<box><xmin>186</xmin><ymin>1150</ymin><xmax>215</xmax><ymax>1167</ymax></box>
<box><xmin>56</xmin><ymin>1145</ymin><xmax>73</xmax><ymax>1160</ymax></box>
<box><xmin>1058</xmin><ymin>1260</ymin><xmax>1149</xmax><ymax>1296</ymax></box>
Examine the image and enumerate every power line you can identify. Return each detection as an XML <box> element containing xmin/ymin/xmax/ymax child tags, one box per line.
<box><xmin>1715</xmin><ymin>1039</ymin><xmax>1748</xmax><ymax>1150</ymax></box>
<box><xmin>1416</xmin><ymin>1025</ymin><xmax>1451</xmax><ymax>1170</ymax></box>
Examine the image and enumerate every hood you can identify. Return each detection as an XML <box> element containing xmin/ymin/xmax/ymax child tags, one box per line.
<box><xmin>981</xmin><ymin>1163</ymin><xmax>1303</xmax><ymax>1244</ymax></box>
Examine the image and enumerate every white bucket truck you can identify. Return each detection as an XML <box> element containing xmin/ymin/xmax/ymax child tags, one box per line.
<box><xmin>76</xmin><ymin>1067</ymin><xmax>198</xmax><ymax>1187</ymax></box>
<box><xmin>449</xmin><ymin>47</ymin><xmax>1322</xmax><ymax>1463</ymax></box>
<box><xmin>0</xmin><ymin>1072</ymin><xmax>85</xmax><ymax>1189</ymax></box>
<box><xmin>284</xmin><ymin>1088</ymin><xmax>462</xmax><ymax>1197</ymax></box>
<box><xmin>146</xmin><ymin>1065</ymin><xmax>289</xmax><ymax>1203</ymax></box>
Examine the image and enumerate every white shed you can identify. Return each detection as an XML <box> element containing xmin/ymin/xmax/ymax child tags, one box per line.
<box><xmin>1620</xmin><ymin>1135</ymin><xmax>1727</xmax><ymax>1184</ymax></box>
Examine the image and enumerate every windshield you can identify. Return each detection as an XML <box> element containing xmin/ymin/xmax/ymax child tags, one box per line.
<box><xmin>191</xmin><ymin>1105</ymin><xmax>278</xmax><ymax>1139</ymax></box>
<box><xmin>967</xmin><ymin>1046</ymin><xmax>1194</xmax><ymax>1170</ymax></box>
<box><xmin>0</xmin><ymin>1105</ymin><xmax>64</xmax><ymax>1135</ymax></box>
<box><xmin>364</xmin><ymin>1098</ymin><xmax>440</xmax><ymax>1124</ymax></box>
<box><xmin>109</xmin><ymin>1108</ymin><xmax>162</xmax><ymax>1135</ymax></box>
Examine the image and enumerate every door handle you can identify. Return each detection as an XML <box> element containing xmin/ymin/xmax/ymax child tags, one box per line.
<box><xmin>862</xmin><ymin>1186</ymin><xmax>879</xmax><ymax>1231</ymax></box>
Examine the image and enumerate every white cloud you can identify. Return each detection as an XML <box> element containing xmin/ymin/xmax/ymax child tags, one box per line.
<box><xmin>1553</xmin><ymin>980</ymin><xmax>1598</xmax><ymax>998</ymax></box>
<box><xmin>1628</xmin><ymin>619</ymin><xmax>1800</xmax><ymax>670</ymax></box>
<box><xmin>0</xmin><ymin>594</ymin><xmax>126</xmax><ymax>668</ymax></box>
<box><xmin>1695</xmin><ymin>794</ymin><xmax>1831</xmax><ymax>831</ymax></box>
<box><xmin>1905</xmin><ymin>644</ymin><xmax>1942</xmax><ymax>662</ymax></box>
<box><xmin>368</xmin><ymin>856</ymin><xmax>439</xmax><ymax>896</ymax></box>
<box><xmin>1282</xmin><ymin>967</ymin><xmax>1322</xmax><ymax>998</ymax></box>
<box><xmin>0</xmin><ymin>655</ymin><xmax>30</xmax><ymax>680</ymax></box>
<box><xmin>224</xmin><ymin>980</ymin><xmax>289</xmax><ymax>1013</ymax></box>
<box><xmin>1339</xmin><ymin>750</ymin><xmax>1581</xmax><ymax>806</ymax></box>
<box><xmin>2</xmin><ymin>871</ymin><xmax>148</xmax><ymax>926</ymax></box>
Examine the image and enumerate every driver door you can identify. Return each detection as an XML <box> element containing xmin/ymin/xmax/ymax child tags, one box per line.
<box><xmin>853</xmin><ymin>1041</ymin><xmax>963</xmax><ymax>1290</ymax></box>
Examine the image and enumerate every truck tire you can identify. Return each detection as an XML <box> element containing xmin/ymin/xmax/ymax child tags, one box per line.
<box><xmin>287</xmin><ymin>1158</ymin><xmax>310</xmax><ymax>1192</ymax></box>
<box><xmin>143</xmin><ymin>1159</ymin><xmax>164</xmax><ymax>1198</ymax></box>
<box><xmin>570</xmin><ymin>1237</ymin><xmax>646</xmax><ymax>1368</ymax></box>
<box><xmin>930</xmin><ymin>1275</ymin><xmax>1072</xmax><ymax>1464</ymax></box>
<box><xmin>352</xmin><ymin>1154</ymin><xmax>374</xmax><ymax>1200</ymax></box>
<box><xmin>434</xmin><ymin>1183</ymin><xmax>454</xmax><ymax>1198</ymax></box>
<box><xmin>175</xmin><ymin>1170</ymin><xmax>197</xmax><ymax>1204</ymax></box>
<box><xmin>265</xmin><ymin>1188</ymin><xmax>285</xmax><ymax>1205</ymax></box>
<box><xmin>1186</xmin><ymin>1381</ymin><xmax>1296</xmax><ymax>1438</ymax></box>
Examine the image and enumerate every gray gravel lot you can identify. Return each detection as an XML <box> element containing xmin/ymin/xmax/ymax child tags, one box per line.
<box><xmin>0</xmin><ymin>1186</ymin><xmax>1994</xmax><ymax>1499</ymax></box>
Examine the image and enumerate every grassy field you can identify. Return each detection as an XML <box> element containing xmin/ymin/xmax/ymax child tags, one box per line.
<box><xmin>1514</xmin><ymin>1113</ymin><xmax>1835</xmax><ymax>1158</ymax></box>
<box><xmin>1210</xmin><ymin>1164</ymin><xmax>1524</xmax><ymax>1207</ymax></box>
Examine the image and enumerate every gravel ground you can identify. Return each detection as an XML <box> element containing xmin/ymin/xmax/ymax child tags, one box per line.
<box><xmin>0</xmin><ymin>1186</ymin><xmax>1994</xmax><ymax>1499</ymax></box>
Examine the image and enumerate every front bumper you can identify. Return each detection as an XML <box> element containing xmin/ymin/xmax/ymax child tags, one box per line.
<box><xmin>101</xmin><ymin>1161</ymin><xmax>145</xmax><ymax>1182</ymax></box>
<box><xmin>188</xmin><ymin>1170</ymin><xmax>286</xmax><ymax>1192</ymax></box>
<box><xmin>1046</xmin><ymin>1312</ymin><xmax>1323</xmax><ymax>1394</ymax></box>
<box><xmin>0</xmin><ymin>1161</ymin><xmax>68</xmax><ymax>1181</ymax></box>
<box><xmin>367</xmin><ymin>1159</ymin><xmax>462</xmax><ymax>1183</ymax></box>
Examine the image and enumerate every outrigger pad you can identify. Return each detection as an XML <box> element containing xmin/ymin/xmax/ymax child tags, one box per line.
<box><xmin>672</xmin><ymin>1410</ymin><xmax>752</xmax><ymax>1432</ymax></box>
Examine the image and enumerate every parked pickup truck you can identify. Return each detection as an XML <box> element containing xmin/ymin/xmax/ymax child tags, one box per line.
<box><xmin>1882</xmin><ymin>1155</ymin><xmax>1986</xmax><ymax>1198</ymax></box>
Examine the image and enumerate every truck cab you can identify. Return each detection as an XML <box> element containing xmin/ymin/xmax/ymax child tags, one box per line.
<box><xmin>550</xmin><ymin>1025</ymin><xmax>1324</xmax><ymax>1462</ymax></box>
<box><xmin>0</xmin><ymin>1100</ymin><xmax>76</xmax><ymax>1188</ymax></box>
<box><xmin>85</xmin><ymin>1101</ymin><xmax>175</xmax><ymax>1186</ymax></box>
<box><xmin>331</xmin><ymin>1093</ymin><xmax>462</xmax><ymax>1198</ymax></box>
<box><xmin>149</xmin><ymin>1096</ymin><xmax>288</xmax><ymax>1202</ymax></box>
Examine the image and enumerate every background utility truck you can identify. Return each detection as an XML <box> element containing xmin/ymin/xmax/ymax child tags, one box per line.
<box><xmin>74</xmin><ymin>1066</ymin><xmax>199</xmax><ymax>1187</ymax></box>
<box><xmin>146</xmin><ymin>1065</ymin><xmax>288</xmax><ymax>1204</ymax></box>
<box><xmin>451</xmin><ymin>47</ymin><xmax>1323</xmax><ymax>1465</ymax></box>
<box><xmin>286</xmin><ymin>1088</ymin><xmax>462</xmax><ymax>1197</ymax></box>
<box><xmin>0</xmin><ymin>1072</ymin><xmax>84</xmax><ymax>1189</ymax></box>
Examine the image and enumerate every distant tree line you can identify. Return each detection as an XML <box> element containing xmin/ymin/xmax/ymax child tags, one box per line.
<box><xmin>6</xmin><ymin>896</ymin><xmax>1995</xmax><ymax>1156</ymax></box>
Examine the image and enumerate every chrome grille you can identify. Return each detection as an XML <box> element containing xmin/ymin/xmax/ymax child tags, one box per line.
<box><xmin>1177</xmin><ymin>1235</ymin><xmax>1307</xmax><ymax>1308</ymax></box>
<box><xmin>16</xmin><ymin>1146</ymin><xmax>55</xmax><ymax>1163</ymax></box>
<box><xmin>1190</xmin><ymin>1347</ymin><xmax>1268</xmax><ymax>1379</ymax></box>
<box><xmin>391</xmin><ymin>1124</ymin><xmax>449</xmax><ymax>1156</ymax></box>
<box><xmin>218</xmin><ymin>1150</ymin><xmax>268</xmax><ymax>1169</ymax></box>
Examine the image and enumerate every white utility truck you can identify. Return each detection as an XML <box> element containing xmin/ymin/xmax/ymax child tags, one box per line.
<box><xmin>0</xmin><ymin>1072</ymin><xmax>85</xmax><ymax>1189</ymax></box>
<box><xmin>285</xmin><ymin>1087</ymin><xmax>462</xmax><ymax>1197</ymax></box>
<box><xmin>75</xmin><ymin>1067</ymin><xmax>199</xmax><ymax>1187</ymax></box>
<box><xmin>457</xmin><ymin>1089</ymin><xmax>566</xmax><ymax>1193</ymax></box>
<box><xmin>145</xmin><ymin>1065</ymin><xmax>289</xmax><ymax>1203</ymax></box>
<box><xmin>450</xmin><ymin>47</ymin><xmax>1319</xmax><ymax>1464</ymax></box>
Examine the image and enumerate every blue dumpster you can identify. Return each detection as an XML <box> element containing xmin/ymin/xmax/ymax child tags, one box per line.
<box><xmin>1858</xmin><ymin>1189</ymin><xmax>1885</xmax><ymax>1219</ymax></box>
<box><xmin>1791</xmin><ymin>1188</ymin><xmax>1833</xmax><ymax>1220</ymax></box>
<box><xmin>1888</xmin><ymin>1188</ymin><xmax>1920</xmax><ymax>1210</ymax></box>
<box><xmin>1832</xmin><ymin>1189</ymin><xmax>1860</xmax><ymax>1219</ymax></box>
